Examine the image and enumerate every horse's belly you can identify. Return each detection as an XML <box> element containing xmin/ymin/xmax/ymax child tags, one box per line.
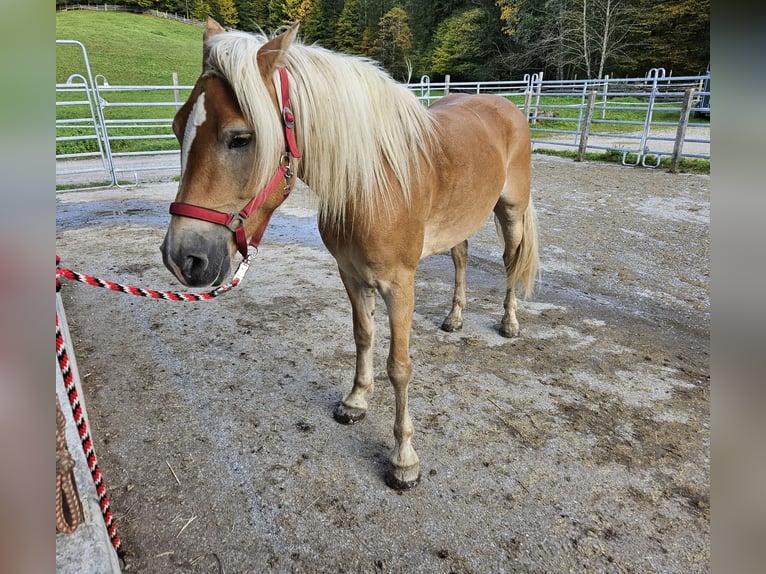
<box><xmin>419</xmin><ymin>177</ymin><xmax>503</xmax><ymax>258</ymax></box>
<box><xmin>420</xmin><ymin>214</ymin><xmax>491</xmax><ymax>259</ymax></box>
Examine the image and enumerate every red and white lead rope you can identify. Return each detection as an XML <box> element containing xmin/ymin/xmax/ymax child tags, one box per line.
<box><xmin>56</xmin><ymin>306</ymin><xmax>124</xmax><ymax>558</ymax></box>
<box><xmin>55</xmin><ymin>254</ymin><xmax>253</xmax><ymax>300</ymax></box>
<box><xmin>55</xmin><ymin>253</ymin><xmax>251</xmax><ymax>559</ymax></box>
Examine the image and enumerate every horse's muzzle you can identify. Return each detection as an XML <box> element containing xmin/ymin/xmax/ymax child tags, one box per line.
<box><xmin>160</xmin><ymin>227</ymin><xmax>231</xmax><ymax>287</ymax></box>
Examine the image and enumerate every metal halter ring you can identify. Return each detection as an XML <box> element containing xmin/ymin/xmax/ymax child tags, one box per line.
<box><xmin>226</xmin><ymin>213</ymin><xmax>246</xmax><ymax>232</ymax></box>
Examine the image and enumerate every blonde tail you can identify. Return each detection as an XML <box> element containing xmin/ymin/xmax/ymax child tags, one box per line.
<box><xmin>496</xmin><ymin>197</ymin><xmax>540</xmax><ymax>299</ymax></box>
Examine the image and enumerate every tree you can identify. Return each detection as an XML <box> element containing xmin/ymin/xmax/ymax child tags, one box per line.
<box><xmin>497</xmin><ymin>0</ymin><xmax>640</xmax><ymax>80</ymax></box>
<box><xmin>159</xmin><ymin>0</ymin><xmax>187</xmax><ymax>13</ymax></box>
<box><xmin>631</xmin><ymin>0</ymin><xmax>709</xmax><ymax>75</ymax></box>
<box><xmin>496</xmin><ymin>0</ymin><xmax>522</xmax><ymax>36</ymax></box>
<box><xmin>539</xmin><ymin>0</ymin><xmax>580</xmax><ymax>80</ymax></box>
<box><xmin>357</xmin><ymin>0</ymin><xmax>397</xmax><ymax>32</ymax></box>
<box><xmin>430</xmin><ymin>8</ymin><xmax>487</xmax><ymax>80</ymax></box>
<box><xmin>578</xmin><ymin>0</ymin><xmax>592</xmax><ymax>76</ymax></box>
<box><xmin>190</xmin><ymin>0</ymin><xmax>212</xmax><ymax>20</ymax></box>
<box><xmin>591</xmin><ymin>0</ymin><xmax>637</xmax><ymax>79</ymax></box>
<box><xmin>371</xmin><ymin>6</ymin><xmax>413</xmax><ymax>80</ymax></box>
<box><xmin>404</xmin><ymin>0</ymin><xmax>471</xmax><ymax>53</ymax></box>
<box><xmin>335</xmin><ymin>0</ymin><xmax>363</xmax><ymax>53</ymax></box>
<box><xmin>267</xmin><ymin>0</ymin><xmax>291</xmax><ymax>29</ymax></box>
<box><xmin>123</xmin><ymin>0</ymin><xmax>157</xmax><ymax>8</ymax></box>
<box><xmin>234</xmin><ymin>0</ymin><xmax>271</xmax><ymax>31</ymax></box>
<box><xmin>215</xmin><ymin>0</ymin><xmax>240</xmax><ymax>27</ymax></box>
<box><xmin>302</xmin><ymin>0</ymin><xmax>337</xmax><ymax>45</ymax></box>
<box><xmin>569</xmin><ymin>0</ymin><xmax>636</xmax><ymax>79</ymax></box>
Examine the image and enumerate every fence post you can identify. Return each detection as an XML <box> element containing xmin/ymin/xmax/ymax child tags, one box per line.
<box><xmin>444</xmin><ymin>74</ymin><xmax>450</xmax><ymax>96</ymax></box>
<box><xmin>532</xmin><ymin>71</ymin><xmax>543</xmax><ymax>125</ymax></box>
<box><xmin>601</xmin><ymin>75</ymin><xmax>609</xmax><ymax>119</ymax></box>
<box><xmin>669</xmin><ymin>87</ymin><xmax>695</xmax><ymax>173</ymax></box>
<box><xmin>173</xmin><ymin>72</ymin><xmax>180</xmax><ymax>112</ymax></box>
<box><xmin>523</xmin><ymin>90</ymin><xmax>532</xmax><ymax>122</ymax></box>
<box><xmin>576</xmin><ymin>90</ymin><xmax>597</xmax><ymax>162</ymax></box>
<box><xmin>418</xmin><ymin>74</ymin><xmax>431</xmax><ymax>106</ymax></box>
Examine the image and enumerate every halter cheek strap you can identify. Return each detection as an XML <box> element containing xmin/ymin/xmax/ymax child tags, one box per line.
<box><xmin>279</xmin><ymin>67</ymin><xmax>300</xmax><ymax>159</ymax></box>
<box><xmin>169</xmin><ymin>68</ymin><xmax>301</xmax><ymax>259</ymax></box>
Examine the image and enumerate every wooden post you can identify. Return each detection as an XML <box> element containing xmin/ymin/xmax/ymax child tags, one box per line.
<box><xmin>669</xmin><ymin>88</ymin><xmax>695</xmax><ymax>173</ymax></box>
<box><xmin>576</xmin><ymin>90</ymin><xmax>597</xmax><ymax>162</ymax></box>
<box><xmin>444</xmin><ymin>74</ymin><xmax>450</xmax><ymax>96</ymax></box>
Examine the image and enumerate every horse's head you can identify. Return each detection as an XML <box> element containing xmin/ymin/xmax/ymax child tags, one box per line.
<box><xmin>161</xmin><ymin>19</ymin><xmax>300</xmax><ymax>287</ymax></box>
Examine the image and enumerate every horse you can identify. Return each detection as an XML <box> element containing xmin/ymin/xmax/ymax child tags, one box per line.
<box><xmin>161</xmin><ymin>19</ymin><xmax>539</xmax><ymax>490</ymax></box>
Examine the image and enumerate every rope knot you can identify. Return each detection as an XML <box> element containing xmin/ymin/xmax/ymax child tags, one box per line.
<box><xmin>56</xmin><ymin>400</ymin><xmax>85</xmax><ymax>535</ymax></box>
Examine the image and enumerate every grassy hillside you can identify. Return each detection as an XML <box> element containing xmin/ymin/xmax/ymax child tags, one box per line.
<box><xmin>56</xmin><ymin>11</ymin><xmax>204</xmax><ymax>85</ymax></box>
<box><xmin>56</xmin><ymin>11</ymin><xmax>208</xmax><ymax>158</ymax></box>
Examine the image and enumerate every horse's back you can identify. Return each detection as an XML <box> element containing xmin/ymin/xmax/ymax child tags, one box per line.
<box><xmin>420</xmin><ymin>94</ymin><xmax>531</xmax><ymax>258</ymax></box>
<box><xmin>429</xmin><ymin>93</ymin><xmax>529</xmax><ymax>150</ymax></box>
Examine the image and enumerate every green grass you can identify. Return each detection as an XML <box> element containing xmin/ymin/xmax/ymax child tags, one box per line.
<box><xmin>511</xmin><ymin>94</ymin><xmax>708</xmax><ymax>138</ymax></box>
<box><xmin>56</xmin><ymin>11</ymin><xmax>204</xmax><ymax>85</ymax></box>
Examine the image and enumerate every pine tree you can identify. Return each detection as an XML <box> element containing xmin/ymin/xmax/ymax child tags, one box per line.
<box><xmin>631</xmin><ymin>0</ymin><xmax>709</xmax><ymax>75</ymax></box>
<box><xmin>234</xmin><ymin>0</ymin><xmax>271</xmax><ymax>31</ymax></box>
<box><xmin>216</xmin><ymin>0</ymin><xmax>240</xmax><ymax>27</ymax></box>
<box><xmin>302</xmin><ymin>0</ymin><xmax>335</xmax><ymax>46</ymax></box>
<box><xmin>371</xmin><ymin>6</ymin><xmax>413</xmax><ymax>80</ymax></box>
<box><xmin>430</xmin><ymin>8</ymin><xmax>486</xmax><ymax>80</ymax></box>
<box><xmin>190</xmin><ymin>0</ymin><xmax>212</xmax><ymax>21</ymax></box>
<box><xmin>335</xmin><ymin>0</ymin><xmax>362</xmax><ymax>53</ymax></box>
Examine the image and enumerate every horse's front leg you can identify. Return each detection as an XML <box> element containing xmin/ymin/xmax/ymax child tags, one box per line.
<box><xmin>333</xmin><ymin>269</ymin><xmax>376</xmax><ymax>424</ymax></box>
<box><xmin>380</xmin><ymin>274</ymin><xmax>420</xmax><ymax>489</ymax></box>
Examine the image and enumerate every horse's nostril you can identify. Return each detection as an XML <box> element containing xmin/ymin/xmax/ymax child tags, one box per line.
<box><xmin>182</xmin><ymin>253</ymin><xmax>208</xmax><ymax>278</ymax></box>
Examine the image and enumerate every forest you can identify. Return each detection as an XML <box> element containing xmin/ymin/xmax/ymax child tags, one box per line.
<box><xmin>55</xmin><ymin>0</ymin><xmax>709</xmax><ymax>82</ymax></box>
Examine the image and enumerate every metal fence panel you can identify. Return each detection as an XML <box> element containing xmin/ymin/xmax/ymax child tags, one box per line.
<box><xmin>56</xmin><ymin>40</ymin><xmax>710</xmax><ymax>191</ymax></box>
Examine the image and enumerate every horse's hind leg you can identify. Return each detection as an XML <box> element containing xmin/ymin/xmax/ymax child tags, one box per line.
<box><xmin>333</xmin><ymin>268</ymin><xmax>376</xmax><ymax>424</ymax></box>
<box><xmin>441</xmin><ymin>239</ymin><xmax>468</xmax><ymax>332</ymax></box>
<box><xmin>494</xmin><ymin>200</ymin><xmax>527</xmax><ymax>338</ymax></box>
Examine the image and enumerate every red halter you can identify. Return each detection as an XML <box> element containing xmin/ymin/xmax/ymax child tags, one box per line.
<box><xmin>169</xmin><ymin>68</ymin><xmax>301</xmax><ymax>259</ymax></box>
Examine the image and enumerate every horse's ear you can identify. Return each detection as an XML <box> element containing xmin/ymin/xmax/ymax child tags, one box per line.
<box><xmin>257</xmin><ymin>21</ymin><xmax>301</xmax><ymax>77</ymax></box>
<box><xmin>203</xmin><ymin>18</ymin><xmax>226</xmax><ymax>70</ymax></box>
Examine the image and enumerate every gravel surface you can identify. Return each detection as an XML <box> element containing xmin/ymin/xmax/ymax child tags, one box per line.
<box><xmin>56</xmin><ymin>154</ymin><xmax>709</xmax><ymax>573</ymax></box>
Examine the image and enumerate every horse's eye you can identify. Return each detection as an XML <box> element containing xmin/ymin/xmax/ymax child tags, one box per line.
<box><xmin>228</xmin><ymin>133</ymin><xmax>252</xmax><ymax>149</ymax></box>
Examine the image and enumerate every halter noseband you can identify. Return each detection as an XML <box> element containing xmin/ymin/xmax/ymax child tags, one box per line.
<box><xmin>169</xmin><ymin>68</ymin><xmax>301</xmax><ymax>259</ymax></box>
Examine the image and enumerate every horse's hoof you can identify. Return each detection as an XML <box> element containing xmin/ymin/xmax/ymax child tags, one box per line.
<box><xmin>440</xmin><ymin>318</ymin><xmax>463</xmax><ymax>332</ymax></box>
<box><xmin>333</xmin><ymin>402</ymin><xmax>367</xmax><ymax>425</ymax></box>
<box><xmin>385</xmin><ymin>466</ymin><xmax>421</xmax><ymax>490</ymax></box>
<box><xmin>500</xmin><ymin>324</ymin><xmax>520</xmax><ymax>338</ymax></box>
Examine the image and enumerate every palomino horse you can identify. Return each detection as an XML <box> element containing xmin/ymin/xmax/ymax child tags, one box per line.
<box><xmin>161</xmin><ymin>19</ymin><xmax>539</xmax><ymax>489</ymax></box>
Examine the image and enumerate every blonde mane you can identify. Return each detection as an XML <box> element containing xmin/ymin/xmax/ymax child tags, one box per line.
<box><xmin>205</xmin><ymin>30</ymin><xmax>439</xmax><ymax>226</ymax></box>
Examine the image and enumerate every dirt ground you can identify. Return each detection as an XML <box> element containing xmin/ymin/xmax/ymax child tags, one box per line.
<box><xmin>55</xmin><ymin>154</ymin><xmax>710</xmax><ymax>573</ymax></box>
